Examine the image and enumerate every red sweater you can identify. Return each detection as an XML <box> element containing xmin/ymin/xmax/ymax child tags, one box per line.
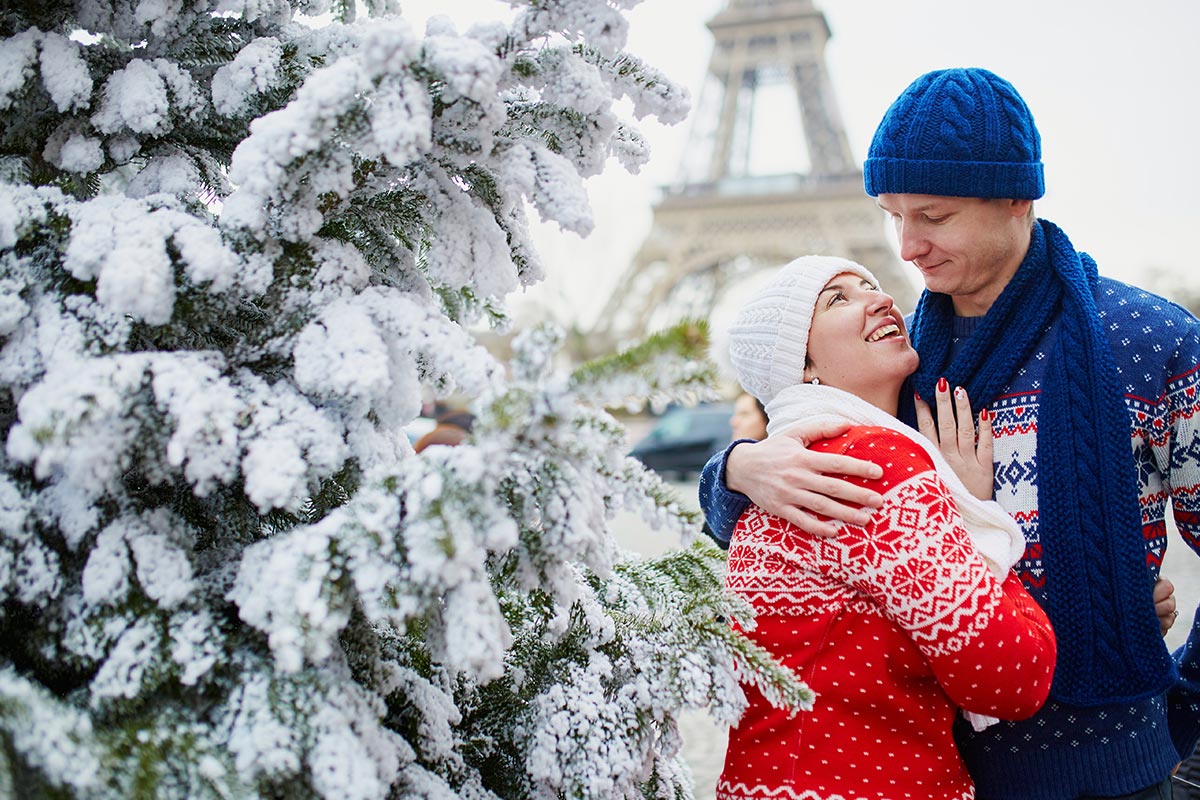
<box><xmin>717</xmin><ymin>427</ymin><xmax>1056</xmax><ymax>800</ymax></box>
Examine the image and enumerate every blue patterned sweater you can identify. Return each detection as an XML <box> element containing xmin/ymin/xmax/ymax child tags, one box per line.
<box><xmin>699</xmin><ymin>276</ymin><xmax>1200</xmax><ymax>799</ymax></box>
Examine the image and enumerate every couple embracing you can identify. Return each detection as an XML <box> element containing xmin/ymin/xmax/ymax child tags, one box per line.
<box><xmin>706</xmin><ymin>68</ymin><xmax>1200</xmax><ymax>800</ymax></box>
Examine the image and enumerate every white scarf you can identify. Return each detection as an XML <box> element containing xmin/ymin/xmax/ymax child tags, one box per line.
<box><xmin>765</xmin><ymin>384</ymin><xmax>1026</xmax><ymax>732</ymax></box>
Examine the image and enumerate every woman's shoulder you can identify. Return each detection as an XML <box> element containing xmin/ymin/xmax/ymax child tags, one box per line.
<box><xmin>809</xmin><ymin>424</ymin><xmax>927</xmax><ymax>454</ymax></box>
<box><xmin>811</xmin><ymin>425</ymin><xmax>937</xmax><ymax>482</ymax></box>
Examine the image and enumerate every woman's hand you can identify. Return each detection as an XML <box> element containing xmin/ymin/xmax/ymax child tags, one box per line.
<box><xmin>915</xmin><ymin>379</ymin><xmax>995</xmax><ymax>500</ymax></box>
<box><xmin>1155</xmin><ymin>576</ymin><xmax>1178</xmax><ymax>637</ymax></box>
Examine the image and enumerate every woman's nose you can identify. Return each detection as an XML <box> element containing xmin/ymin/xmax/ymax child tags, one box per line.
<box><xmin>867</xmin><ymin>290</ymin><xmax>894</xmax><ymax>314</ymax></box>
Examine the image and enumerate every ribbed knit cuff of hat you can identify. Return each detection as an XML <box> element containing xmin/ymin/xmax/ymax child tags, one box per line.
<box><xmin>864</xmin><ymin>156</ymin><xmax>1044</xmax><ymax>199</ymax></box>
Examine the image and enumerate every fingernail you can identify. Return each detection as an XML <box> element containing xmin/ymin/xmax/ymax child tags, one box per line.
<box><xmin>937</xmin><ymin>377</ymin><xmax>948</xmax><ymax>392</ymax></box>
<box><xmin>980</xmin><ymin>407</ymin><xmax>990</xmax><ymax>421</ymax></box>
<box><xmin>914</xmin><ymin>391</ymin><xmax>921</xmax><ymax>403</ymax></box>
<box><xmin>954</xmin><ymin>386</ymin><xmax>965</xmax><ymax>399</ymax></box>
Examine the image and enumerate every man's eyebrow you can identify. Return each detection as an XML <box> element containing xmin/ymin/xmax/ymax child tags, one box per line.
<box><xmin>876</xmin><ymin>201</ymin><xmax>945</xmax><ymax>213</ymax></box>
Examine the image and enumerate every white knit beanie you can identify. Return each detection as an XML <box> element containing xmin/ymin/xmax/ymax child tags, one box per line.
<box><xmin>728</xmin><ymin>255</ymin><xmax>879</xmax><ymax>405</ymax></box>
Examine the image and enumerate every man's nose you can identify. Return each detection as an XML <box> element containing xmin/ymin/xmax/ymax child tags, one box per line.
<box><xmin>897</xmin><ymin>222</ymin><xmax>930</xmax><ymax>262</ymax></box>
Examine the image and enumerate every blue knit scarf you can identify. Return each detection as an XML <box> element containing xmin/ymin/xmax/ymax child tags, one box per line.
<box><xmin>902</xmin><ymin>219</ymin><xmax>1175</xmax><ymax>706</ymax></box>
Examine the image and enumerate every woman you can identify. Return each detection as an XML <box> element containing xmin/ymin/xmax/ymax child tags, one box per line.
<box><xmin>716</xmin><ymin>255</ymin><xmax>1056</xmax><ymax>800</ymax></box>
<box><xmin>705</xmin><ymin>393</ymin><xmax>769</xmax><ymax>548</ymax></box>
<box><xmin>729</xmin><ymin>392</ymin><xmax>768</xmax><ymax>442</ymax></box>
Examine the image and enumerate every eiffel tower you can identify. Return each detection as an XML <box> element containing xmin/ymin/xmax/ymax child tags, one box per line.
<box><xmin>590</xmin><ymin>0</ymin><xmax>915</xmax><ymax>347</ymax></box>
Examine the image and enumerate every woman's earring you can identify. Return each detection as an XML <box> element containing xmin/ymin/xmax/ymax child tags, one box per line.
<box><xmin>809</xmin><ymin>377</ymin><xmax>820</xmax><ymax>385</ymax></box>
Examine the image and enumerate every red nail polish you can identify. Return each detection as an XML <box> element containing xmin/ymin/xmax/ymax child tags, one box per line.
<box><xmin>937</xmin><ymin>377</ymin><xmax>948</xmax><ymax>393</ymax></box>
<box><xmin>980</xmin><ymin>407</ymin><xmax>990</xmax><ymax>421</ymax></box>
<box><xmin>914</xmin><ymin>391</ymin><xmax>921</xmax><ymax>403</ymax></box>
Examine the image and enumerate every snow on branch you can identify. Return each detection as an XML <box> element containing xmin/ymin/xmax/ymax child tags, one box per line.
<box><xmin>0</xmin><ymin>2</ymin><xmax>810</xmax><ymax>798</ymax></box>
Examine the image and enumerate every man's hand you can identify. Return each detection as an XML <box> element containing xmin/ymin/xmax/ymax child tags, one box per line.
<box><xmin>1155</xmin><ymin>576</ymin><xmax>1178</xmax><ymax>637</ymax></box>
<box><xmin>725</xmin><ymin>419</ymin><xmax>884</xmax><ymax>537</ymax></box>
<box><xmin>915</xmin><ymin>379</ymin><xmax>995</xmax><ymax>500</ymax></box>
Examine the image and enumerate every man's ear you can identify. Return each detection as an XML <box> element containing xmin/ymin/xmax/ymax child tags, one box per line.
<box><xmin>1008</xmin><ymin>198</ymin><xmax>1034</xmax><ymax>219</ymax></box>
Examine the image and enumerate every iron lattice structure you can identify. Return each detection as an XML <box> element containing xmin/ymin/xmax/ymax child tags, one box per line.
<box><xmin>591</xmin><ymin>0</ymin><xmax>915</xmax><ymax>348</ymax></box>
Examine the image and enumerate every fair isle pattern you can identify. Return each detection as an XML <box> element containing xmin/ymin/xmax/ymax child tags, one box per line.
<box><xmin>952</xmin><ymin>277</ymin><xmax>1200</xmax><ymax>798</ymax></box>
<box><xmin>715</xmin><ymin>781</ymin><xmax>973</xmax><ymax>800</ymax></box>
<box><xmin>868</xmin><ymin>476</ymin><xmax>995</xmax><ymax>655</ymax></box>
<box><xmin>717</xmin><ymin>426</ymin><xmax>1055</xmax><ymax>800</ymax></box>
<box><xmin>988</xmin><ymin>361</ymin><xmax>1200</xmax><ymax>605</ymax></box>
<box><xmin>988</xmin><ymin>392</ymin><xmax>1044</xmax><ymax>593</ymax></box>
<box><xmin>728</xmin><ymin>508</ymin><xmax>901</xmax><ymax>619</ymax></box>
<box><xmin>727</xmin><ymin>472</ymin><xmax>994</xmax><ymax>655</ymax></box>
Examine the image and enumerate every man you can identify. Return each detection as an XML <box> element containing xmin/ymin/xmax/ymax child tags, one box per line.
<box><xmin>699</xmin><ymin>67</ymin><xmax>1200</xmax><ymax>799</ymax></box>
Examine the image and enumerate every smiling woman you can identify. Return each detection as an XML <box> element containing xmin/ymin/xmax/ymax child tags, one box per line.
<box><xmin>715</xmin><ymin>254</ymin><xmax>1057</xmax><ymax>800</ymax></box>
<box><xmin>800</xmin><ymin>272</ymin><xmax>918</xmax><ymax>415</ymax></box>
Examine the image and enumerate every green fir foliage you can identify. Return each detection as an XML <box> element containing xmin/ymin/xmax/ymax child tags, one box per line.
<box><xmin>0</xmin><ymin>2</ymin><xmax>810</xmax><ymax>798</ymax></box>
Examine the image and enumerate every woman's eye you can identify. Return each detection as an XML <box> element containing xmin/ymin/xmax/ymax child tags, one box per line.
<box><xmin>827</xmin><ymin>292</ymin><xmax>847</xmax><ymax>307</ymax></box>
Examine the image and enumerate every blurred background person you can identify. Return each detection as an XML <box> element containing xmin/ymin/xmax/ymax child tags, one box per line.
<box><xmin>729</xmin><ymin>391</ymin><xmax>768</xmax><ymax>442</ymax></box>
<box><xmin>414</xmin><ymin>409</ymin><xmax>475</xmax><ymax>453</ymax></box>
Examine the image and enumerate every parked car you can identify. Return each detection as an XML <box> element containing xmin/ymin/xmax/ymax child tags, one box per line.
<box><xmin>629</xmin><ymin>402</ymin><xmax>733</xmax><ymax>479</ymax></box>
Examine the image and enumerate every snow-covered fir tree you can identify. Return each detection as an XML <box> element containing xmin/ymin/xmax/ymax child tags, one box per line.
<box><xmin>0</xmin><ymin>1</ymin><xmax>812</xmax><ymax>797</ymax></box>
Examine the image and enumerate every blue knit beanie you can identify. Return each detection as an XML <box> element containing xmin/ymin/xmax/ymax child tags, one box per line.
<box><xmin>863</xmin><ymin>68</ymin><xmax>1044</xmax><ymax>199</ymax></box>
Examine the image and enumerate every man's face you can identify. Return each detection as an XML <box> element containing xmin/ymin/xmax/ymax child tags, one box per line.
<box><xmin>875</xmin><ymin>194</ymin><xmax>1033</xmax><ymax>317</ymax></box>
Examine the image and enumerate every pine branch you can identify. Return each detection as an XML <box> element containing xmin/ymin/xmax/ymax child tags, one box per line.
<box><xmin>0</xmin><ymin>3</ymin><xmax>743</xmax><ymax>797</ymax></box>
<box><xmin>571</xmin><ymin>320</ymin><xmax>710</xmax><ymax>387</ymax></box>
<box><xmin>570</xmin><ymin>319</ymin><xmax>718</xmax><ymax>412</ymax></box>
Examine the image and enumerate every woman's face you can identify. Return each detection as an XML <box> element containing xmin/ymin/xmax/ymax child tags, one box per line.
<box><xmin>730</xmin><ymin>392</ymin><xmax>768</xmax><ymax>441</ymax></box>
<box><xmin>803</xmin><ymin>272</ymin><xmax>919</xmax><ymax>415</ymax></box>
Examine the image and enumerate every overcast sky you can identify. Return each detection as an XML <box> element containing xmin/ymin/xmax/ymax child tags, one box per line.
<box><xmin>398</xmin><ymin>0</ymin><xmax>1200</xmax><ymax>327</ymax></box>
